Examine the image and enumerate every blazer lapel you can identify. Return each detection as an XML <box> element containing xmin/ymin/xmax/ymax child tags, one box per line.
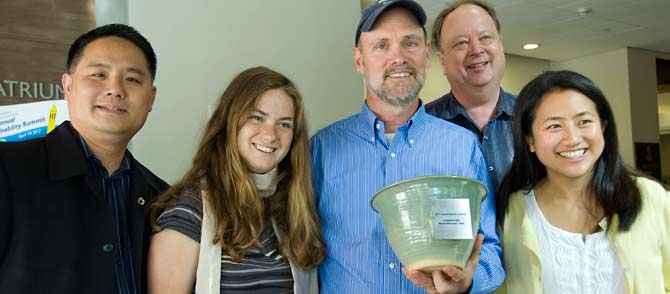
<box><xmin>126</xmin><ymin>157</ymin><xmax>161</xmax><ymax>289</ymax></box>
<box><xmin>45</xmin><ymin>122</ymin><xmax>102</xmax><ymax>200</ymax></box>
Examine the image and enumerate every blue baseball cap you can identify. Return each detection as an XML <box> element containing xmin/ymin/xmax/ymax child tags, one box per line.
<box><xmin>355</xmin><ymin>0</ymin><xmax>427</xmax><ymax>45</ymax></box>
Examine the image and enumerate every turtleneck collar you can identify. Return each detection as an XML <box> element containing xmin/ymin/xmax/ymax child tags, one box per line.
<box><xmin>250</xmin><ymin>167</ymin><xmax>278</xmax><ymax>198</ymax></box>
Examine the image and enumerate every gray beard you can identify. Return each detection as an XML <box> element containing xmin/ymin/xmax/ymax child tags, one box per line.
<box><xmin>366</xmin><ymin>77</ymin><xmax>423</xmax><ymax>107</ymax></box>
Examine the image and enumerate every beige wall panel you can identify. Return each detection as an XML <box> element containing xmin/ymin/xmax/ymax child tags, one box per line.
<box><xmin>4</xmin><ymin>0</ymin><xmax>94</xmax><ymax>42</ymax></box>
<box><xmin>421</xmin><ymin>53</ymin><xmax>550</xmax><ymax>103</ymax></box>
<box><xmin>661</xmin><ymin>134</ymin><xmax>670</xmax><ymax>182</ymax></box>
<box><xmin>0</xmin><ymin>6</ymin><xmax>10</xmax><ymax>35</ymax></box>
<box><xmin>551</xmin><ymin>48</ymin><xmax>635</xmax><ymax>165</ymax></box>
<box><xmin>0</xmin><ymin>38</ymin><xmax>67</xmax><ymax>75</ymax></box>
<box><xmin>0</xmin><ymin>38</ymin><xmax>68</xmax><ymax>105</ymax></box>
<box><xmin>0</xmin><ymin>0</ymin><xmax>94</xmax><ymax>106</ymax></box>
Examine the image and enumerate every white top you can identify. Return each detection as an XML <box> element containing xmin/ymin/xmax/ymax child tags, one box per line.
<box><xmin>384</xmin><ymin>132</ymin><xmax>396</xmax><ymax>144</ymax></box>
<box><xmin>195</xmin><ymin>169</ymin><xmax>318</xmax><ymax>293</ymax></box>
<box><xmin>524</xmin><ymin>190</ymin><xmax>625</xmax><ymax>294</ymax></box>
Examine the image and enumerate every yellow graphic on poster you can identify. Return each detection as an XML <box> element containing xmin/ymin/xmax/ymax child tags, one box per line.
<box><xmin>0</xmin><ymin>100</ymin><xmax>69</xmax><ymax>142</ymax></box>
<box><xmin>47</xmin><ymin>103</ymin><xmax>58</xmax><ymax>133</ymax></box>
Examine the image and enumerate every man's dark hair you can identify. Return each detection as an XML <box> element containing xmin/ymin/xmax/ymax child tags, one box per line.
<box><xmin>66</xmin><ymin>23</ymin><xmax>157</xmax><ymax>81</ymax></box>
<box><xmin>432</xmin><ymin>0</ymin><xmax>500</xmax><ymax>52</ymax></box>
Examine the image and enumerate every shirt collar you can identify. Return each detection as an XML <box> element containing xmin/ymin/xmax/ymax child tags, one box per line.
<box><xmin>357</xmin><ymin>99</ymin><xmax>427</xmax><ymax>145</ymax></box>
<box><xmin>74</xmin><ymin>129</ymin><xmax>131</xmax><ymax>174</ymax></box>
<box><xmin>496</xmin><ymin>89</ymin><xmax>516</xmax><ymax>117</ymax></box>
<box><xmin>441</xmin><ymin>88</ymin><xmax>515</xmax><ymax>120</ymax></box>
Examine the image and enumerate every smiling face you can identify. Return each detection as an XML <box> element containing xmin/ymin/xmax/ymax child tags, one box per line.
<box><xmin>237</xmin><ymin>89</ymin><xmax>295</xmax><ymax>174</ymax></box>
<box><xmin>437</xmin><ymin>4</ymin><xmax>505</xmax><ymax>92</ymax></box>
<box><xmin>62</xmin><ymin>36</ymin><xmax>156</xmax><ymax>143</ymax></box>
<box><xmin>528</xmin><ymin>89</ymin><xmax>605</xmax><ymax>183</ymax></box>
<box><xmin>353</xmin><ymin>7</ymin><xmax>430</xmax><ymax>107</ymax></box>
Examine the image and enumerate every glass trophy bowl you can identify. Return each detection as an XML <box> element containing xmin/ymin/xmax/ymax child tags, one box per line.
<box><xmin>371</xmin><ymin>175</ymin><xmax>488</xmax><ymax>273</ymax></box>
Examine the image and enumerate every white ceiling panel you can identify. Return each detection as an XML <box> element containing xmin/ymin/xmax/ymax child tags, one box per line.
<box><xmin>502</xmin><ymin>16</ymin><xmax>598</xmax><ymax>38</ymax></box>
<box><xmin>557</xmin><ymin>0</ymin><xmax>644</xmax><ymax>16</ymax></box>
<box><xmin>421</xmin><ymin>0</ymin><xmax>670</xmax><ymax>61</ymax></box>
<box><xmin>485</xmin><ymin>0</ymin><xmax>529</xmax><ymax>9</ymax></box>
<box><xmin>497</xmin><ymin>2</ymin><xmax>578</xmax><ymax>31</ymax></box>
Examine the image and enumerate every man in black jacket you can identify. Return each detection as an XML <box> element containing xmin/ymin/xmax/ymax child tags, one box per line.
<box><xmin>0</xmin><ymin>24</ymin><xmax>168</xmax><ymax>293</ymax></box>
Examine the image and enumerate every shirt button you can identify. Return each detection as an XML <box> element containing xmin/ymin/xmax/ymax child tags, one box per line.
<box><xmin>390</xmin><ymin>153</ymin><xmax>396</xmax><ymax>158</ymax></box>
<box><xmin>489</xmin><ymin>166</ymin><xmax>494</xmax><ymax>171</ymax></box>
<box><xmin>483</xmin><ymin>135</ymin><xmax>489</xmax><ymax>140</ymax></box>
<box><xmin>389</xmin><ymin>262</ymin><xmax>395</xmax><ymax>269</ymax></box>
<box><xmin>409</xmin><ymin>139</ymin><xmax>414</xmax><ymax>144</ymax></box>
<box><xmin>102</xmin><ymin>243</ymin><xmax>114</xmax><ymax>253</ymax></box>
<box><xmin>375</xmin><ymin>123</ymin><xmax>381</xmax><ymax>129</ymax></box>
<box><xmin>370</xmin><ymin>136</ymin><xmax>375</xmax><ymax>142</ymax></box>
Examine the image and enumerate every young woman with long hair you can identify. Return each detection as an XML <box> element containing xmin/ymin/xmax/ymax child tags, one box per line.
<box><xmin>147</xmin><ymin>66</ymin><xmax>325</xmax><ymax>293</ymax></box>
<box><xmin>496</xmin><ymin>70</ymin><xmax>669</xmax><ymax>293</ymax></box>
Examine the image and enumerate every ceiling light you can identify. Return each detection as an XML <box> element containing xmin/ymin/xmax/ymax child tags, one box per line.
<box><xmin>523</xmin><ymin>43</ymin><xmax>540</xmax><ymax>50</ymax></box>
<box><xmin>577</xmin><ymin>7</ymin><xmax>593</xmax><ymax>16</ymax></box>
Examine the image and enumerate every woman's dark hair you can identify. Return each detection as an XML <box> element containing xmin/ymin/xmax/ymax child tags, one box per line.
<box><xmin>496</xmin><ymin>70</ymin><xmax>642</xmax><ymax>231</ymax></box>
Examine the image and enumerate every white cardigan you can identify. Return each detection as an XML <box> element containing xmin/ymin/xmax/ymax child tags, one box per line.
<box><xmin>194</xmin><ymin>188</ymin><xmax>318</xmax><ymax>294</ymax></box>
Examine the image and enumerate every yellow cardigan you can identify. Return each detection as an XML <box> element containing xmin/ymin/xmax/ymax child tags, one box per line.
<box><xmin>497</xmin><ymin>177</ymin><xmax>670</xmax><ymax>294</ymax></box>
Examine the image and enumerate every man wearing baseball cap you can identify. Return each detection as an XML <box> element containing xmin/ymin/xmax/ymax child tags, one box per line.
<box><xmin>310</xmin><ymin>1</ymin><xmax>504</xmax><ymax>293</ymax></box>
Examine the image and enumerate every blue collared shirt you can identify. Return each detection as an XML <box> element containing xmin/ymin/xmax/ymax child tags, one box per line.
<box><xmin>77</xmin><ymin>135</ymin><xmax>137</xmax><ymax>294</ymax></box>
<box><xmin>311</xmin><ymin>101</ymin><xmax>504</xmax><ymax>294</ymax></box>
<box><xmin>426</xmin><ymin>89</ymin><xmax>516</xmax><ymax>190</ymax></box>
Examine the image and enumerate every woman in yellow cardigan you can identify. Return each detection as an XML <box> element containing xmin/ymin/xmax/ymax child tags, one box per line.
<box><xmin>496</xmin><ymin>70</ymin><xmax>669</xmax><ymax>293</ymax></box>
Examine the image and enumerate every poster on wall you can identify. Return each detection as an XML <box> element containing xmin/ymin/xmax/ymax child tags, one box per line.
<box><xmin>0</xmin><ymin>100</ymin><xmax>69</xmax><ymax>142</ymax></box>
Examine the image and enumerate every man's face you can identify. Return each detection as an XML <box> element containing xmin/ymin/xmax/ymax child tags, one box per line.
<box><xmin>353</xmin><ymin>7</ymin><xmax>430</xmax><ymax>107</ymax></box>
<box><xmin>437</xmin><ymin>4</ymin><xmax>505</xmax><ymax>91</ymax></box>
<box><xmin>62</xmin><ymin>36</ymin><xmax>156</xmax><ymax>142</ymax></box>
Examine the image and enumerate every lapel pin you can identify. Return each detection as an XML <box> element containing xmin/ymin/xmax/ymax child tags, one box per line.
<box><xmin>137</xmin><ymin>196</ymin><xmax>146</xmax><ymax>206</ymax></box>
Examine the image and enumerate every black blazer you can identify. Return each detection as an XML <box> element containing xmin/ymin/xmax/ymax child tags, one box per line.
<box><xmin>0</xmin><ymin>122</ymin><xmax>169</xmax><ymax>293</ymax></box>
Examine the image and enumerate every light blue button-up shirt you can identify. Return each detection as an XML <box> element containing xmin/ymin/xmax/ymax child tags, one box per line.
<box><xmin>311</xmin><ymin>101</ymin><xmax>504</xmax><ymax>294</ymax></box>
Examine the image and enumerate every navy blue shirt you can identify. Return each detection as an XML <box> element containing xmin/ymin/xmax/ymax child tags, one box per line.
<box><xmin>426</xmin><ymin>89</ymin><xmax>516</xmax><ymax>190</ymax></box>
<box><xmin>76</xmin><ymin>134</ymin><xmax>137</xmax><ymax>294</ymax></box>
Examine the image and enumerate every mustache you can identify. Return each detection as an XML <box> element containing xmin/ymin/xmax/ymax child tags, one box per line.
<box><xmin>384</xmin><ymin>64</ymin><xmax>416</xmax><ymax>78</ymax></box>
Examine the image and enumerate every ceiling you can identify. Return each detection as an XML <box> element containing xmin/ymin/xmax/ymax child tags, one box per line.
<box><xmin>418</xmin><ymin>0</ymin><xmax>670</xmax><ymax>61</ymax></box>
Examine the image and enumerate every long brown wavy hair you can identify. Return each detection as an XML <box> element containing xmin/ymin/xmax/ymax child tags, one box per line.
<box><xmin>150</xmin><ymin>66</ymin><xmax>325</xmax><ymax>268</ymax></box>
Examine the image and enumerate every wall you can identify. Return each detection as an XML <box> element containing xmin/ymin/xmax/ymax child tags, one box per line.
<box><xmin>660</xmin><ymin>92</ymin><xmax>670</xmax><ymax>134</ymax></box>
<box><xmin>501</xmin><ymin>54</ymin><xmax>551</xmax><ymax>95</ymax></box>
<box><xmin>126</xmin><ymin>2</ymin><xmax>666</xmax><ymax>183</ymax></box>
<box><xmin>128</xmin><ymin>1</ymin><xmax>362</xmax><ymax>183</ymax></box>
<box><xmin>627</xmin><ymin>48</ymin><xmax>660</xmax><ymax>144</ymax></box>
<box><xmin>420</xmin><ymin>45</ymin><xmax>667</xmax><ymax>169</ymax></box>
<box><xmin>661</xmin><ymin>134</ymin><xmax>670</xmax><ymax>183</ymax></box>
<box><xmin>420</xmin><ymin>50</ymin><xmax>451</xmax><ymax>102</ymax></box>
<box><xmin>551</xmin><ymin>47</ymin><xmax>670</xmax><ymax>168</ymax></box>
<box><xmin>0</xmin><ymin>0</ymin><xmax>95</xmax><ymax>105</ymax></box>
<box><xmin>421</xmin><ymin>53</ymin><xmax>550</xmax><ymax>103</ymax></box>
<box><xmin>96</xmin><ymin>0</ymin><xmax>128</xmax><ymax>25</ymax></box>
<box><xmin>551</xmin><ymin>48</ymin><xmax>635</xmax><ymax>165</ymax></box>
<box><xmin>128</xmin><ymin>1</ymin><xmax>552</xmax><ymax>183</ymax></box>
